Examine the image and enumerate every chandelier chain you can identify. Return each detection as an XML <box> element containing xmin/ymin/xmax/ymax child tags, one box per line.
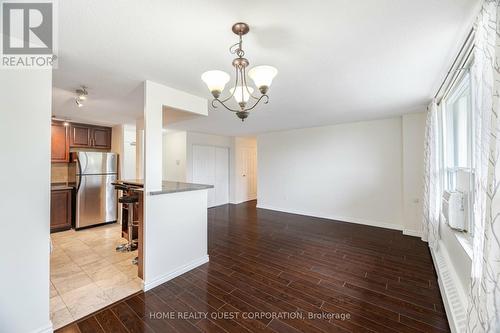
<box><xmin>229</xmin><ymin>35</ymin><xmax>245</xmax><ymax>58</ymax></box>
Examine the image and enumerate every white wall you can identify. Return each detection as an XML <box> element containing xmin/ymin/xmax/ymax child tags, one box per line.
<box><xmin>439</xmin><ymin>223</ymin><xmax>472</xmax><ymax>297</ymax></box>
<box><xmin>162</xmin><ymin>131</ymin><xmax>187</xmax><ymax>182</ymax></box>
<box><xmin>0</xmin><ymin>70</ymin><xmax>52</xmax><ymax>332</ymax></box>
<box><xmin>432</xmin><ymin>214</ymin><xmax>472</xmax><ymax>333</ymax></box>
<box><xmin>144</xmin><ymin>189</ymin><xmax>209</xmax><ymax>290</ymax></box>
<box><xmin>142</xmin><ymin>80</ymin><xmax>208</xmax><ymax>290</ymax></box>
<box><xmin>136</xmin><ymin>118</ymin><xmax>144</xmax><ymax>180</ymax></box>
<box><xmin>258</xmin><ymin>117</ymin><xmax>404</xmax><ymax>230</ymax></box>
<box><xmin>123</xmin><ymin>124</ymin><xmax>137</xmax><ymax>180</ymax></box>
<box><xmin>111</xmin><ymin>124</ymin><xmax>124</xmax><ymax>174</ymax></box>
<box><xmin>402</xmin><ymin>112</ymin><xmax>427</xmax><ymax>236</ymax></box>
<box><xmin>143</xmin><ymin>80</ymin><xmax>207</xmax><ymax>191</ymax></box>
<box><xmin>111</xmin><ymin>125</ymin><xmax>125</xmax><ymax>224</ymax></box>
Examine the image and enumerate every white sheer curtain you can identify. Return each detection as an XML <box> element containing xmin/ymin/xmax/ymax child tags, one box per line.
<box><xmin>422</xmin><ymin>100</ymin><xmax>441</xmax><ymax>249</ymax></box>
<box><xmin>466</xmin><ymin>1</ymin><xmax>500</xmax><ymax>332</ymax></box>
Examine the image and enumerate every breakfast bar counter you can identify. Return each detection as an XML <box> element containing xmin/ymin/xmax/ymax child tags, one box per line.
<box><xmin>117</xmin><ymin>179</ymin><xmax>213</xmax><ymax>195</ymax></box>
<box><xmin>115</xmin><ymin>178</ymin><xmax>211</xmax><ymax>290</ymax></box>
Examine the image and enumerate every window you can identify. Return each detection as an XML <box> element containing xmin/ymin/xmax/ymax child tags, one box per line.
<box><xmin>440</xmin><ymin>71</ymin><xmax>474</xmax><ymax>233</ymax></box>
<box><xmin>443</xmin><ymin>72</ymin><xmax>472</xmax><ymax>190</ymax></box>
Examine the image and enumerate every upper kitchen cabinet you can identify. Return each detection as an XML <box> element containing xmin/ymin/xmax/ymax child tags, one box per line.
<box><xmin>69</xmin><ymin>123</ymin><xmax>112</xmax><ymax>150</ymax></box>
<box><xmin>69</xmin><ymin>123</ymin><xmax>92</xmax><ymax>148</ymax></box>
<box><xmin>93</xmin><ymin>126</ymin><xmax>112</xmax><ymax>149</ymax></box>
<box><xmin>51</xmin><ymin>121</ymin><xmax>70</xmax><ymax>162</ymax></box>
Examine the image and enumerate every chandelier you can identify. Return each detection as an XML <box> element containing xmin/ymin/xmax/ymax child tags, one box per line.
<box><xmin>201</xmin><ymin>22</ymin><xmax>278</xmax><ymax>121</ymax></box>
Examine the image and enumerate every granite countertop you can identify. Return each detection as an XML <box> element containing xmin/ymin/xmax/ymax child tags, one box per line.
<box><xmin>117</xmin><ymin>179</ymin><xmax>213</xmax><ymax>195</ymax></box>
<box><xmin>51</xmin><ymin>182</ymin><xmax>76</xmax><ymax>191</ymax></box>
<box><xmin>119</xmin><ymin>179</ymin><xmax>144</xmax><ymax>186</ymax></box>
<box><xmin>150</xmin><ymin>181</ymin><xmax>213</xmax><ymax>196</ymax></box>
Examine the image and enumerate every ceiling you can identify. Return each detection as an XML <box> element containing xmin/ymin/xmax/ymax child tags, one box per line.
<box><xmin>52</xmin><ymin>0</ymin><xmax>480</xmax><ymax>136</ymax></box>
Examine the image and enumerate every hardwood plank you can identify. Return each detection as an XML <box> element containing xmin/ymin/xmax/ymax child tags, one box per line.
<box><xmin>56</xmin><ymin>200</ymin><xmax>449</xmax><ymax>333</ymax></box>
<box><xmin>94</xmin><ymin>309</ymin><xmax>128</xmax><ymax>333</ymax></box>
<box><xmin>77</xmin><ymin>317</ymin><xmax>104</xmax><ymax>333</ymax></box>
<box><xmin>55</xmin><ymin>324</ymin><xmax>81</xmax><ymax>333</ymax></box>
<box><xmin>125</xmin><ymin>294</ymin><xmax>180</xmax><ymax>332</ymax></box>
<box><xmin>139</xmin><ymin>292</ymin><xmax>201</xmax><ymax>333</ymax></box>
<box><xmin>110</xmin><ymin>302</ymin><xmax>155</xmax><ymax>333</ymax></box>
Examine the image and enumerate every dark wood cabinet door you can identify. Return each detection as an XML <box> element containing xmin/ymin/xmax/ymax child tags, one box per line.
<box><xmin>70</xmin><ymin>124</ymin><xmax>92</xmax><ymax>148</ymax></box>
<box><xmin>93</xmin><ymin>127</ymin><xmax>112</xmax><ymax>149</ymax></box>
<box><xmin>51</xmin><ymin>189</ymin><xmax>72</xmax><ymax>232</ymax></box>
<box><xmin>51</xmin><ymin>122</ymin><xmax>69</xmax><ymax>162</ymax></box>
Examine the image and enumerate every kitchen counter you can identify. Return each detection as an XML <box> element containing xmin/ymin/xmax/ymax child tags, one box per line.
<box><xmin>117</xmin><ymin>179</ymin><xmax>213</xmax><ymax>195</ymax></box>
<box><xmin>119</xmin><ymin>179</ymin><xmax>144</xmax><ymax>187</ymax></box>
<box><xmin>51</xmin><ymin>182</ymin><xmax>76</xmax><ymax>191</ymax></box>
<box><xmin>150</xmin><ymin>181</ymin><xmax>213</xmax><ymax>196</ymax></box>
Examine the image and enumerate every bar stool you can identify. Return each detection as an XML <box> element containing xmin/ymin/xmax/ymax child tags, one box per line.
<box><xmin>113</xmin><ymin>183</ymin><xmax>128</xmax><ymax>251</ymax></box>
<box><xmin>112</xmin><ymin>182</ymin><xmax>139</xmax><ymax>252</ymax></box>
<box><xmin>117</xmin><ymin>194</ymin><xmax>139</xmax><ymax>252</ymax></box>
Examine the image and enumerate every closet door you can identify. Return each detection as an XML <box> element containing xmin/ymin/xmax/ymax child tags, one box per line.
<box><xmin>193</xmin><ymin>145</ymin><xmax>216</xmax><ymax>207</ymax></box>
<box><xmin>193</xmin><ymin>145</ymin><xmax>215</xmax><ymax>207</ymax></box>
<box><xmin>215</xmin><ymin>147</ymin><xmax>229</xmax><ymax>206</ymax></box>
<box><xmin>192</xmin><ymin>145</ymin><xmax>230</xmax><ymax>208</ymax></box>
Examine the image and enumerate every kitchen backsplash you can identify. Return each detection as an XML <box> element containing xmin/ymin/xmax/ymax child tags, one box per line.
<box><xmin>51</xmin><ymin>163</ymin><xmax>75</xmax><ymax>183</ymax></box>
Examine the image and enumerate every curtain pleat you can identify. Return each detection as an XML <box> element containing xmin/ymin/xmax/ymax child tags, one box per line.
<box><xmin>466</xmin><ymin>1</ymin><xmax>500</xmax><ymax>332</ymax></box>
<box><xmin>422</xmin><ymin>100</ymin><xmax>441</xmax><ymax>249</ymax></box>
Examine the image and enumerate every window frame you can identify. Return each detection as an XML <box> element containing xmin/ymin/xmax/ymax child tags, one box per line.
<box><xmin>442</xmin><ymin>71</ymin><xmax>473</xmax><ymax>190</ymax></box>
<box><xmin>439</xmin><ymin>66</ymin><xmax>474</xmax><ymax>235</ymax></box>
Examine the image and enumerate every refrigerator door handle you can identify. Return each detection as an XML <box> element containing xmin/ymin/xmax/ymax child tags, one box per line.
<box><xmin>76</xmin><ymin>157</ymin><xmax>83</xmax><ymax>193</ymax></box>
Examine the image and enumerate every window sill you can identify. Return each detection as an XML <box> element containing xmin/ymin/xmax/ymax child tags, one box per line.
<box><xmin>448</xmin><ymin>225</ymin><xmax>473</xmax><ymax>259</ymax></box>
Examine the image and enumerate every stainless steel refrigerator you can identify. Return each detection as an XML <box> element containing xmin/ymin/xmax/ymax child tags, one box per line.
<box><xmin>74</xmin><ymin>152</ymin><xmax>118</xmax><ymax>229</ymax></box>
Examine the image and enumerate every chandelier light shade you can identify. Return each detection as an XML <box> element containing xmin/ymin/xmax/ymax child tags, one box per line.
<box><xmin>201</xmin><ymin>22</ymin><xmax>278</xmax><ymax>121</ymax></box>
<box><xmin>248</xmin><ymin>65</ymin><xmax>278</xmax><ymax>94</ymax></box>
<box><xmin>201</xmin><ymin>70</ymin><xmax>230</xmax><ymax>98</ymax></box>
<box><xmin>230</xmin><ymin>86</ymin><xmax>254</xmax><ymax>104</ymax></box>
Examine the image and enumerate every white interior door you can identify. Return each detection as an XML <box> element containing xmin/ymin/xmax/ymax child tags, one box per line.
<box><xmin>247</xmin><ymin>146</ymin><xmax>257</xmax><ymax>200</ymax></box>
<box><xmin>238</xmin><ymin>146</ymin><xmax>257</xmax><ymax>201</ymax></box>
<box><xmin>192</xmin><ymin>145</ymin><xmax>229</xmax><ymax>208</ymax></box>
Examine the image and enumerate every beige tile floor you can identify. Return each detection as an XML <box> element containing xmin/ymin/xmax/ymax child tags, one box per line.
<box><xmin>50</xmin><ymin>223</ymin><xmax>142</xmax><ymax>330</ymax></box>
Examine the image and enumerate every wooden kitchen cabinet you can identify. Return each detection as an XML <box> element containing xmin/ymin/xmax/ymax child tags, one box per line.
<box><xmin>51</xmin><ymin>189</ymin><xmax>72</xmax><ymax>232</ymax></box>
<box><xmin>92</xmin><ymin>126</ymin><xmax>112</xmax><ymax>149</ymax></box>
<box><xmin>51</xmin><ymin>121</ymin><xmax>70</xmax><ymax>162</ymax></box>
<box><xmin>69</xmin><ymin>123</ymin><xmax>112</xmax><ymax>150</ymax></box>
<box><xmin>69</xmin><ymin>124</ymin><xmax>92</xmax><ymax>148</ymax></box>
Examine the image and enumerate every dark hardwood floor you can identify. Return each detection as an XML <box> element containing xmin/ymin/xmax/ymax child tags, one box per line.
<box><xmin>56</xmin><ymin>200</ymin><xmax>449</xmax><ymax>333</ymax></box>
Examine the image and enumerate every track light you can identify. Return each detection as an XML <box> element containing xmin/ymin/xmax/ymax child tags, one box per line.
<box><xmin>75</xmin><ymin>86</ymin><xmax>88</xmax><ymax>107</ymax></box>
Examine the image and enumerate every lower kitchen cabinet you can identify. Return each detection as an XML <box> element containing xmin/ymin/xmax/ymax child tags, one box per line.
<box><xmin>51</xmin><ymin>189</ymin><xmax>72</xmax><ymax>232</ymax></box>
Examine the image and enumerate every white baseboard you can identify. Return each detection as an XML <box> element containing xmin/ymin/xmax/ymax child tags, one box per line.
<box><xmin>256</xmin><ymin>204</ymin><xmax>403</xmax><ymax>231</ymax></box>
<box><xmin>230</xmin><ymin>198</ymin><xmax>257</xmax><ymax>205</ymax></box>
<box><xmin>403</xmin><ymin>229</ymin><xmax>422</xmax><ymax>237</ymax></box>
<box><xmin>430</xmin><ymin>245</ymin><xmax>467</xmax><ymax>333</ymax></box>
<box><xmin>32</xmin><ymin>322</ymin><xmax>53</xmax><ymax>333</ymax></box>
<box><xmin>144</xmin><ymin>255</ymin><xmax>209</xmax><ymax>291</ymax></box>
